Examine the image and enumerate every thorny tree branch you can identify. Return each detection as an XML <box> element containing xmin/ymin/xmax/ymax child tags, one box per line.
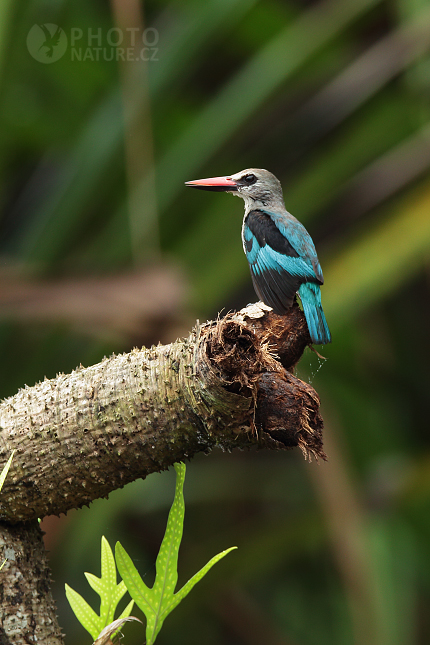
<box><xmin>0</xmin><ymin>303</ymin><xmax>325</xmax><ymax>644</ymax></box>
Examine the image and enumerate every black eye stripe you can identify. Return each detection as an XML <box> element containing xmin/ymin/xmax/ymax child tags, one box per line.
<box><xmin>241</xmin><ymin>173</ymin><xmax>257</xmax><ymax>185</ymax></box>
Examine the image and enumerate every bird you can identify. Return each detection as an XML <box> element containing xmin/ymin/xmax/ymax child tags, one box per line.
<box><xmin>185</xmin><ymin>168</ymin><xmax>331</xmax><ymax>345</ymax></box>
<box><xmin>38</xmin><ymin>24</ymin><xmax>62</xmax><ymax>59</ymax></box>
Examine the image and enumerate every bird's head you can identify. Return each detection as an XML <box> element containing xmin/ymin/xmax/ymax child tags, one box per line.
<box><xmin>185</xmin><ymin>168</ymin><xmax>285</xmax><ymax>211</ymax></box>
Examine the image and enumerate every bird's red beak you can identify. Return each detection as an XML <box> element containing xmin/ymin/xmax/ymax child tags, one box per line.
<box><xmin>185</xmin><ymin>176</ymin><xmax>238</xmax><ymax>192</ymax></box>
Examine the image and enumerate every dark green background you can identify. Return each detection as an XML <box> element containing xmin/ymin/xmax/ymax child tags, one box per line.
<box><xmin>2</xmin><ymin>0</ymin><xmax>430</xmax><ymax>643</ymax></box>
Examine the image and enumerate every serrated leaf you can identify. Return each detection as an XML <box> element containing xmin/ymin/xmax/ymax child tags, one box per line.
<box><xmin>65</xmin><ymin>583</ymin><xmax>101</xmax><ymax>640</ymax></box>
<box><xmin>0</xmin><ymin>450</ymin><xmax>14</xmax><ymax>492</ymax></box>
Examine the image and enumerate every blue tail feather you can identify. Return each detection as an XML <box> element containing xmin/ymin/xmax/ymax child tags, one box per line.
<box><xmin>298</xmin><ymin>282</ymin><xmax>331</xmax><ymax>345</ymax></box>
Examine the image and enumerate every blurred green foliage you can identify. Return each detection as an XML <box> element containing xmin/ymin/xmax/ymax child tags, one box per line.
<box><xmin>2</xmin><ymin>0</ymin><xmax>430</xmax><ymax>643</ymax></box>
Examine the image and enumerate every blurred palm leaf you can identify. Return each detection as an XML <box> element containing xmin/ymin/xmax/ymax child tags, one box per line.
<box><xmin>324</xmin><ymin>179</ymin><xmax>430</xmax><ymax>330</ymax></box>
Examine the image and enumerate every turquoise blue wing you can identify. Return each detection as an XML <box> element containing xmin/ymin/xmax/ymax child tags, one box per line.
<box><xmin>264</xmin><ymin>209</ymin><xmax>324</xmax><ymax>284</ymax></box>
<box><xmin>243</xmin><ymin>210</ymin><xmax>320</xmax><ymax>314</ymax></box>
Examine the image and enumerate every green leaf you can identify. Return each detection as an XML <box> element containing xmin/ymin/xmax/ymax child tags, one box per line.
<box><xmin>65</xmin><ymin>583</ymin><xmax>101</xmax><ymax>640</ymax></box>
<box><xmin>115</xmin><ymin>542</ymin><xmax>155</xmax><ymax>615</ymax></box>
<box><xmin>116</xmin><ymin>462</ymin><xmax>236</xmax><ymax>645</ymax></box>
<box><xmin>100</xmin><ymin>535</ymin><xmax>126</xmax><ymax>624</ymax></box>
<box><xmin>84</xmin><ymin>572</ymin><xmax>104</xmax><ymax>596</ymax></box>
<box><xmin>152</xmin><ymin>462</ymin><xmax>186</xmax><ymax>601</ymax></box>
<box><xmin>0</xmin><ymin>450</ymin><xmax>14</xmax><ymax>493</ymax></box>
<box><xmin>146</xmin><ymin>462</ymin><xmax>186</xmax><ymax>643</ymax></box>
<box><xmin>117</xmin><ymin>598</ymin><xmax>135</xmax><ymax>622</ymax></box>
<box><xmin>166</xmin><ymin>546</ymin><xmax>237</xmax><ymax>616</ymax></box>
<box><xmin>66</xmin><ymin>536</ymin><xmax>133</xmax><ymax>639</ymax></box>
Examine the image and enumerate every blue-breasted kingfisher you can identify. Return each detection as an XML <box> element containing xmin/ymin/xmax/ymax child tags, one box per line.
<box><xmin>185</xmin><ymin>168</ymin><xmax>331</xmax><ymax>345</ymax></box>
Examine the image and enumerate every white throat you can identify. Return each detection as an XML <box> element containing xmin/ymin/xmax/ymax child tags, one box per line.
<box><xmin>240</xmin><ymin>193</ymin><xmax>286</xmax><ymax>213</ymax></box>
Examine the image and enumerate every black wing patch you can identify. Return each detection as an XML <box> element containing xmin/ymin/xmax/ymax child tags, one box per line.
<box><xmin>250</xmin><ymin>265</ymin><xmax>302</xmax><ymax>314</ymax></box>
<box><xmin>243</xmin><ymin>210</ymin><xmax>308</xmax><ymax>314</ymax></box>
<box><xmin>246</xmin><ymin>210</ymin><xmax>299</xmax><ymax>257</ymax></box>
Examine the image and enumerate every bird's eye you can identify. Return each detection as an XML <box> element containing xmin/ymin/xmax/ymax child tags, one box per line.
<box><xmin>242</xmin><ymin>174</ymin><xmax>257</xmax><ymax>185</ymax></box>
